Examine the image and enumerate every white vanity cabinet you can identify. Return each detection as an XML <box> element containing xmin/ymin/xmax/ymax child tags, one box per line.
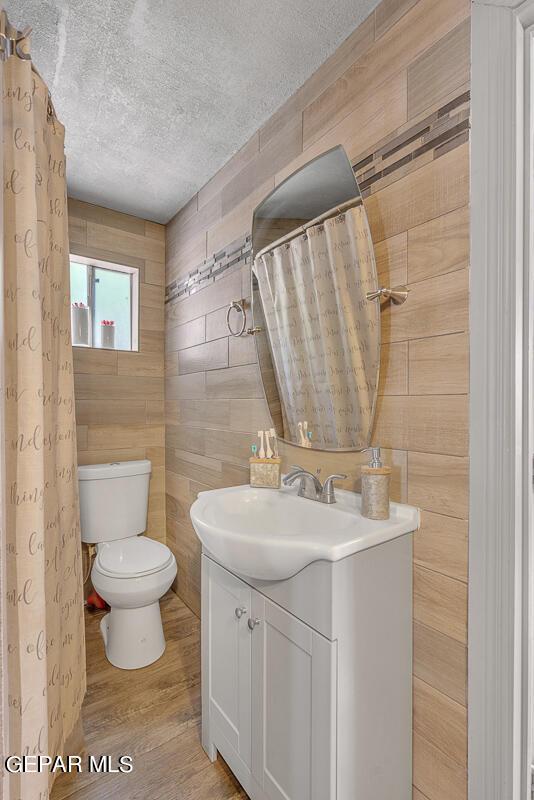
<box><xmin>201</xmin><ymin>529</ymin><xmax>413</xmax><ymax>800</ymax></box>
<box><xmin>202</xmin><ymin>557</ymin><xmax>335</xmax><ymax>799</ymax></box>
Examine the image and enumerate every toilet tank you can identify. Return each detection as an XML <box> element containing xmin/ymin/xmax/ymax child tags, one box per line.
<box><xmin>78</xmin><ymin>460</ymin><xmax>151</xmax><ymax>544</ymax></box>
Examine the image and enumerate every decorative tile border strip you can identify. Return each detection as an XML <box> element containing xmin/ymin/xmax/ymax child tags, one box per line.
<box><xmin>165</xmin><ymin>91</ymin><xmax>470</xmax><ymax>303</ymax></box>
<box><xmin>353</xmin><ymin>90</ymin><xmax>470</xmax><ymax>196</ymax></box>
<box><xmin>165</xmin><ymin>234</ymin><xmax>251</xmax><ymax>304</ymax></box>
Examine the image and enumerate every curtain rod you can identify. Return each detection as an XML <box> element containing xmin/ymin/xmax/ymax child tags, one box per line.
<box><xmin>254</xmin><ymin>195</ymin><xmax>363</xmax><ymax>261</ymax></box>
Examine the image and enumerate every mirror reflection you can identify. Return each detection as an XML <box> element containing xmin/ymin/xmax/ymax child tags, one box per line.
<box><xmin>251</xmin><ymin>146</ymin><xmax>380</xmax><ymax>451</ymax></box>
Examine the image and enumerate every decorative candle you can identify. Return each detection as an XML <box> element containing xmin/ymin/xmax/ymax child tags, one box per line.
<box><xmin>101</xmin><ymin>320</ymin><xmax>115</xmax><ymax>349</ymax></box>
<box><xmin>71</xmin><ymin>302</ymin><xmax>89</xmax><ymax>346</ymax></box>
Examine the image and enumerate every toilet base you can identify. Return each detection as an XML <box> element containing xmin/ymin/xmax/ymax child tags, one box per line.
<box><xmin>100</xmin><ymin>603</ymin><xmax>166</xmax><ymax>670</ymax></box>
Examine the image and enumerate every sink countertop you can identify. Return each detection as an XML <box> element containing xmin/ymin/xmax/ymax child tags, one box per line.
<box><xmin>190</xmin><ymin>482</ymin><xmax>420</xmax><ymax>581</ymax></box>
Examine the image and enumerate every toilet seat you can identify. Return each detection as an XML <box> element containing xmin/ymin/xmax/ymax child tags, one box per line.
<box><xmin>95</xmin><ymin>537</ymin><xmax>174</xmax><ymax>579</ymax></box>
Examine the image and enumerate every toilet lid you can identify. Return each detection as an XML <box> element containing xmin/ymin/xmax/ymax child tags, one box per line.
<box><xmin>95</xmin><ymin>537</ymin><xmax>174</xmax><ymax>578</ymax></box>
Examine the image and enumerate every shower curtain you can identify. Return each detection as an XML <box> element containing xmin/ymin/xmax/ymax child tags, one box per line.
<box><xmin>254</xmin><ymin>206</ymin><xmax>379</xmax><ymax>449</ymax></box>
<box><xmin>0</xmin><ymin>18</ymin><xmax>86</xmax><ymax>798</ymax></box>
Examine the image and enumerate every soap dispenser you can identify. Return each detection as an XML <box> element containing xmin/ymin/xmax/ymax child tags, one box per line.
<box><xmin>361</xmin><ymin>447</ymin><xmax>391</xmax><ymax>520</ymax></box>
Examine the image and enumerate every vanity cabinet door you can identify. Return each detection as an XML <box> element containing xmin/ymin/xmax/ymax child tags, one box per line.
<box><xmin>203</xmin><ymin>556</ymin><xmax>252</xmax><ymax>769</ymax></box>
<box><xmin>251</xmin><ymin>593</ymin><xmax>337</xmax><ymax>800</ymax></box>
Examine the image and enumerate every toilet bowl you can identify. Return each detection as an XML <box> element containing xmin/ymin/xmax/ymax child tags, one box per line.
<box><xmin>92</xmin><ymin>536</ymin><xmax>177</xmax><ymax>669</ymax></box>
<box><xmin>78</xmin><ymin>459</ymin><xmax>177</xmax><ymax>670</ymax></box>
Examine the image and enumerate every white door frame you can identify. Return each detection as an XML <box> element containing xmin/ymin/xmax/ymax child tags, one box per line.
<box><xmin>0</xmin><ymin>46</ymin><xmax>9</xmax><ymax>800</ymax></box>
<box><xmin>470</xmin><ymin>0</ymin><xmax>534</xmax><ymax>797</ymax></box>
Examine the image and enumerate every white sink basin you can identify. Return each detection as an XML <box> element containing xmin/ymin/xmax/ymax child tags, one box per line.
<box><xmin>190</xmin><ymin>483</ymin><xmax>419</xmax><ymax>581</ymax></box>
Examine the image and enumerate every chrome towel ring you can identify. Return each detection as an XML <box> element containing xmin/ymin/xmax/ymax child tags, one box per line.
<box><xmin>226</xmin><ymin>299</ymin><xmax>247</xmax><ymax>337</ymax></box>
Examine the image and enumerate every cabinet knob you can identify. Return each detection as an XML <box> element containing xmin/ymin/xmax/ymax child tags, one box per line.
<box><xmin>247</xmin><ymin>617</ymin><xmax>261</xmax><ymax>631</ymax></box>
<box><xmin>235</xmin><ymin>606</ymin><xmax>247</xmax><ymax>619</ymax></box>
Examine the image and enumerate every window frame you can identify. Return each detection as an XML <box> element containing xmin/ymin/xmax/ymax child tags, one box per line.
<box><xmin>69</xmin><ymin>253</ymin><xmax>139</xmax><ymax>352</ymax></box>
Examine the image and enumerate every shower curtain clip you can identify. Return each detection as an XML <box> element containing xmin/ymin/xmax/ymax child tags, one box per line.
<box><xmin>15</xmin><ymin>27</ymin><xmax>32</xmax><ymax>60</ymax></box>
<box><xmin>0</xmin><ymin>23</ymin><xmax>32</xmax><ymax>61</ymax></box>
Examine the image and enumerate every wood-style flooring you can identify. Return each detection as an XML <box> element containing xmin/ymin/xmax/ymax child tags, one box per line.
<box><xmin>52</xmin><ymin>594</ymin><xmax>247</xmax><ymax>800</ymax></box>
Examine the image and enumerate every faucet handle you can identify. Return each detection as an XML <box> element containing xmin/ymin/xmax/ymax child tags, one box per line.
<box><xmin>321</xmin><ymin>473</ymin><xmax>348</xmax><ymax>503</ymax></box>
<box><xmin>324</xmin><ymin>473</ymin><xmax>347</xmax><ymax>483</ymax></box>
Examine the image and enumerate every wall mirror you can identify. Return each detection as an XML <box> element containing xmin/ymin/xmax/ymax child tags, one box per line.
<box><xmin>250</xmin><ymin>146</ymin><xmax>380</xmax><ymax>452</ymax></box>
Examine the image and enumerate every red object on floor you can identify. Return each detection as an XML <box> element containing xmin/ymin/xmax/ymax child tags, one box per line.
<box><xmin>87</xmin><ymin>590</ymin><xmax>108</xmax><ymax>611</ymax></box>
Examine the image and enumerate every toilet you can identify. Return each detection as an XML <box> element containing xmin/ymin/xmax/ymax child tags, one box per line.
<box><xmin>78</xmin><ymin>459</ymin><xmax>177</xmax><ymax>670</ymax></box>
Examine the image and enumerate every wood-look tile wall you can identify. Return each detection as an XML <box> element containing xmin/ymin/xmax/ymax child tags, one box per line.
<box><xmin>68</xmin><ymin>199</ymin><xmax>165</xmax><ymax>543</ymax></box>
<box><xmin>164</xmin><ymin>0</ymin><xmax>470</xmax><ymax>797</ymax></box>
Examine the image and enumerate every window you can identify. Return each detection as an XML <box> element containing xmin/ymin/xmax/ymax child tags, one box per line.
<box><xmin>69</xmin><ymin>256</ymin><xmax>139</xmax><ymax>351</ymax></box>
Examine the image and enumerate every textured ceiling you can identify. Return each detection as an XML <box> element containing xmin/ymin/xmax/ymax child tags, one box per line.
<box><xmin>5</xmin><ymin>0</ymin><xmax>379</xmax><ymax>223</ymax></box>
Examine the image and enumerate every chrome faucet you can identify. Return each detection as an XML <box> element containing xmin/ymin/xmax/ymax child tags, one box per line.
<box><xmin>283</xmin><ymin>466</ymin><xmax>347</xmax><ymax>504</ymax></box>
